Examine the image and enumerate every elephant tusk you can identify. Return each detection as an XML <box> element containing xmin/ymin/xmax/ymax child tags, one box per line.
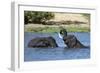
<box><xmin>58</xmin><ymin>33</ymin><xmax>63</xmax><ymax>39</ymax></box>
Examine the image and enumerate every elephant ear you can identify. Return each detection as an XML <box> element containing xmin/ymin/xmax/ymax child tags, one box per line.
<box><xmin>70</xmin><ymin>36</ymin><xmax>77</xmax><ymax>47</ymax></box>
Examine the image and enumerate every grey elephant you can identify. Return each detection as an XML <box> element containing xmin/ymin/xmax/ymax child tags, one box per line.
<box><xmin>28</xmin><ymin>36</ymin><xmax>58</xmax><ymax>48</ymax></box>
<box><xmin>59</xmin><ymin>29</ymin><xmax>88</xmax><ymax>48</ymax></box>
<box><xmin>28</xmin><ymin>28</ymin><xmax>88</xmax><ymax>48</ymax></box>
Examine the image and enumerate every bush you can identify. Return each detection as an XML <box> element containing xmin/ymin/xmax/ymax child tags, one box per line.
<box><xmin>24</xmin><ymin>11</ymin><xmax>54</xmax><ymax>24</ymax></box>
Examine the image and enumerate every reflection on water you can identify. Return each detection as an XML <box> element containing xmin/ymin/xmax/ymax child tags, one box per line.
<box><xmin>24</xmin><ymin>32</ymin><xmax>90</xmax><ymax>61</ymax></box>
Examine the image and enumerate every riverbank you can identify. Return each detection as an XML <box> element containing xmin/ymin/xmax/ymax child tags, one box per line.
<box><xmin>24</xmin><ymin>24</ymin><xmax>90</xmax><ymax>33</ymax></box>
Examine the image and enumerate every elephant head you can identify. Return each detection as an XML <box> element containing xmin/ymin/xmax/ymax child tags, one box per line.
<box><xmin>63</xmin><ymin>35</ymin><xmax>77</xmax><ymax>48</ymax></box>
<box><xmin>59</xmin><ymin>28</ymin><xmax>86</xmax><ymax>48</ymax></box>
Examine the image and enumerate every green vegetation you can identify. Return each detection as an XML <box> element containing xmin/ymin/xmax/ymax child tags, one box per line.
<box><xmin>82</xmin><ymin>14</ymin><xmax>90</xmax><ymax>19</ymax></box>
<box><xmin>24</xmin><ymin>11</ymin><xmax>90</xmax><ymax>33</ymax></box>
<box><xmin>82</xmin><ymin>13</ymin><xmax>90</xmax><ymax>25</ymax></box>
<box><xmin>24</xmin><ymin>11</ymin><xmax>54</xmax><ymax>24</ymax></box>
<box><xmin>24</xmin><ymin>25</ymin><xmax>90</xmax><ymax>33</ymax></box>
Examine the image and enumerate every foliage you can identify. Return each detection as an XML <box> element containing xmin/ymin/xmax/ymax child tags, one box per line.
<box><xmin>82</xmin><ymin>13</ymin><xmax>90</xmax><ymax>25</ymax></box>
<box><xmin>24</xmin><ymin>11</ymin><xmax>54</xmax><ymax>24</ymax></box>
<box><xmin>25</xmin><ymin>26</ymin><xmax>90</xmax><ymax>33</ymax></box>
<box><xmin>82</xmin><ymin>14</ymin><xmax>90</xmax><ymax>20</ymax></box>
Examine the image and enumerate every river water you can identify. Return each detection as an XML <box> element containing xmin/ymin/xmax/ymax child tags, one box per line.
<box><xmin>24</xmin><ymin>32</ymin><xmax>90</xmax><ymax>61</ymax></box>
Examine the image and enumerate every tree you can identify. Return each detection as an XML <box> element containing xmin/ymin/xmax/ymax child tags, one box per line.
<box><xmin>24</xmin><ymin>11</ymin><xmax>54</xmax><ymax>24</ymax></box>
<box><xmin>82</xmin><ymin>13</ymin><xmax>90</xmax><ymax>25</ymax></box>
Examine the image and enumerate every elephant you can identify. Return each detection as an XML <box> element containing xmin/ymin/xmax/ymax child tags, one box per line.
<box><xmin>28</xmin><ymin>36</ymin><xmax>58</xmax><ymax>48</ymax></box>
<box><xmin>28</xmin><ymin>28</ymin><xmax>88</xmax><ymax>48</ymax></box>
<box><xmin>63</xmin><ymin>35</ymin><xmax>87</xmax><ymax>48</ymax></box>
<box><xmin>59</xmin><ymin>29</ymin><xmax>88</xmax><ymax>48</ymax></box>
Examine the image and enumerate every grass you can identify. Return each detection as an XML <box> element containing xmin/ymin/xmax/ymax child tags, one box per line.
<box><xmin>24</xmin><ymin>24</ymin><xmax>90</xmax><ymax>33</ymax></box>
<box><xmin>66</xmin><ymin>27</ymin><xmax>90</xmax><ymax>32</ymax></box>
